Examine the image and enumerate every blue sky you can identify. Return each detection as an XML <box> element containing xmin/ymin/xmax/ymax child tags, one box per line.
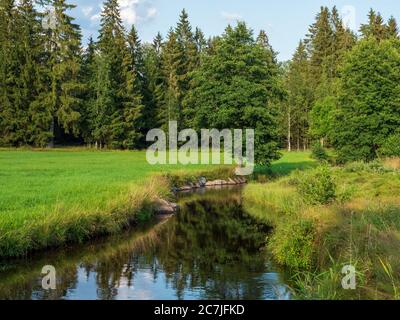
<box><xmin>68</xmin><ymin>0</ymin><xmax>400</xmax><ymax>61</ymax></box>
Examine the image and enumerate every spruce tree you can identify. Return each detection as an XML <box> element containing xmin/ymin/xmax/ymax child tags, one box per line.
<box><xmin>142</xmin><ymin>33</ymin><xmax>165</xmax><ymax>135</ymax></box>
<box><xmin>306</xmin><ymin>7</ymin><xmax>334</xmax><ymax>83</ymax></box>
<box><xmin>360</xmin><ymin>9</ymin><xmax>377</xmax><ymax>39</ymax></box>
<box><xmin>160</xmin><ymin>28</ymin><xmax>183</xmax><ymax>130</ymax></box>
<box><xmin>80</xmin><ymin>36</ymin><xmax>97</xmax><ymax>145</ymax></box>
<box><xmin>257</xmin><ymin>30</ymin><xmax>274</xmax><ymax>55</ymax></box>
<box><xmin>175</xmin><ymin>9</ymin><xmax>198</xmax><ymax>127</ymax></box>
<box><xmin>157</xmin><ymin>9</ymin><xmax>200</xmax><ymax>130</ymax></box>
<box><xmin>331</xmin><ymin>6</ymin><xmax>356</xmax><ymax>76</ymax></box>
<box><xmin>92</xmin><ymin>54</ymin><xmax>113</xmax><ymax>149</ymax></box>
<box><xmin>96</xmin><ymin>0</ymin><xmax>142</xmax><ymax>149</ymax></box>
<box><xmin>29</xmin><ymin>0</ymin><xmax>83</xmax><ymax>147</ymax></box>
<box><xmin>0</xmin><ymin>0</ymin><xmax>18</xmax><ymax>146</ymax></box>
<box><xmin>122</xmin><ymin>26</ymin><xmax>143</xmax><ymax>149</ymax></box>
<box><xmin>14</xmin><ymin>0</ymin><xmax>43</xmax><ymax>145</ymax></box>
<box><xmin>387</xmin><ymin>17</ymin><xmax>399</xmax><ymax>39</ymax></box>
<box><xmin>360</xmin><ymin>9</ymin><xmax>389</xmax><ymax>41</ymax></box>
<box><xmin>304</xmin><ymin>6</ymin><xmax>356</xmax><ymax>146</ymax></box>
<box><xmin>52</xmin><ymin>0</ymin><xmax>83</xmax><ymax>139</ymax></box>
<box><xmin>194</xmin><ymin>27</ymin><xmax>207</xmax><ymax>56</ymax></box>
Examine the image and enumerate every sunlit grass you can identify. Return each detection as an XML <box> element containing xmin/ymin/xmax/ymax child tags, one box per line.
<box><xmin>0</xmin><ymin>149</ymin><xmax>234</xmax><ymax>257</ymax></box>
<box><xmin>244</xmin><ymin>162</ymin><xmax>400</xmax><ymax>299</ymax></box>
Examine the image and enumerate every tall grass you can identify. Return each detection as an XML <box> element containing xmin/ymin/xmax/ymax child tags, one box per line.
<box><xmin>0</xmin><ymin>150</ymin><xmax>234</xmax><ymax>257</ymax></box>
<box><xmin>0</xmin><ymin>175</ymin><xmax>170</xmax><ymax>257</ymax></box>
<box><xmin>244</xmin><ymin>162</ymin><xmax>400</xmax><ymax>299</ymax></box>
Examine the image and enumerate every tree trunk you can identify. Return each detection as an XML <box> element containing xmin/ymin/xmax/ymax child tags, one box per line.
<box><xmin>48</xmin><ymin>117</ymin><xmax>55</xmax><ymax>148</ymax></box>
<box><xmin>287</xmin><ymin>111</ymin><xmax>291</xmax><ymax>152</ymax></box>
<box><xmin>297</xmin><ymin>135</ymin><xmax>300</xmax><ymax>152</ymax></box>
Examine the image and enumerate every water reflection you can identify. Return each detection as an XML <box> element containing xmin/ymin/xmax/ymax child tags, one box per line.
<box><xmin>0</xmin><ymin>188</ymin><xmax>290</xmax><ymax>300</ymax></box>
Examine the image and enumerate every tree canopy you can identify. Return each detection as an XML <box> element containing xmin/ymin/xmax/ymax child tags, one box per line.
<box><xmin>1</xmin><ymin>2</ymin><xmax>400</xmax><ymax>164</ymax></box>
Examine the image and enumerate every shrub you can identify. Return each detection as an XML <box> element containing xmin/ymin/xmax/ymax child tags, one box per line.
<box><xmin>380</xmin><ymin>134</ymin><xmax>400</xmax><ymax>158</ymax></box>
<box><xmin>269</xmin><ymin>219</ymin><xmax>316</xmax><ymax>269</ymax></box>
<box><xmin>311</xmin><ymin>142</ymin><xmax>329</xmax><ymax>163</ymax></box>
<box><xmin>336</xmin><ymin>184</ymin><xmax>356</xmax><ymax>204</ymax></box>
<box><xmin>295</xmin><ymin>166</ymin><xmax>336</xmax><ymax>205</ymax></box>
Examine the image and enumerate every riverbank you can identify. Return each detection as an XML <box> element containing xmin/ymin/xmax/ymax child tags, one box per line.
<box><xmin>0</xmin><ymin>187</ymin><xmax>289</xmax><ymax>300</ymax></box>
<box><xmin>0</xmin><ymin>149</ymin><xmax>235</xmax><ymax>258</ymax></box>
<box><xmin>243</xmin><ymin>161</ymin><xmax>400</xmax><ymax>299</ymax></box>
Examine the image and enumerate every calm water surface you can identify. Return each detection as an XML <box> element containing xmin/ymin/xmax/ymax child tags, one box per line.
<box><xmin>0</xmin><ymin>187</ymin><xmax>290</xmax><ymax>300</ymax></box>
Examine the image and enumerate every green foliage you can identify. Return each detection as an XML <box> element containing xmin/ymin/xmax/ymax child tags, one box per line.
<box><xmin>157</xmin><ymin>9</ymin><xmax>200</xmax><ymax>130</ymax></box>
<box><xmin>280</xmin><ymin>6</ymin><xmax>356</xmax><ymax>151</ymax></box>
<box><xmin>379</xmin><ymin>134</ymin><xmax>400</xmax><ymax>158</ymax></box>
<box><xmin>184</xmin><ymin>22</ymin><xmax>281</xmax><ymax>165</ymax></box>
<box><xmin>0</xmin><ymin>0</ymin><xmax>43</xmax><ymax>146</ymax></box>
<box><xmin>141</xmin><ymin>34</ymin><xmax>165</xmax><ymax>138</ymax></box>
<box><xmin>310</xmin><ymin>95</ymin><xmax>336</xmax><ymax>141</ymax></box>
<box><xmin>269</xmin><ymin>219</ymin><xmax>316</xmax><ymax>269</ymax></box>
<box><xmin>1</xmin><ymin>2</ymin><xmax>399</xmax><ymax>164</ymax></box>
<box><xmin>94</xmin><ymin>0</ymin><xmax>143</xmax><ymax>149</ymax></box>
<box><xmin>330</xmin><ymin>38</ymin><xmax>400</xmax><ymax>162</ymax></box>
<box><xmin>245</xmin><ymin>163</ymin><xmax>400</xmax><ymax>299</ymax></box>
<box><xmin>311</xmin><ymin>142</ymin><xmax>329</xmax><ymax>162</ymax></box>
<box><xmin>294</xmin><ymin>166</ymin><xmax>336</xmax><ymax>205</ymax></box>
<box><xmin>284</xmin><ymin>41</ymin><xmax>313</xmax><ymax>151</ymax></box>
<box><xmin>360</xmin><ymin>9</ymin><xmax>400</xmax><ymax>41</ymax></box>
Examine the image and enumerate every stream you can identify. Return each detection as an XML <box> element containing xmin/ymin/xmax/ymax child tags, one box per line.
<box><xmin>0</xmin><ymin>187</ymin><xmax>291</xmax><ymax>300</ymax></box>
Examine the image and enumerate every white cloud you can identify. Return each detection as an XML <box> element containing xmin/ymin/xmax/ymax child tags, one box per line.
<box><xmin>82</xmin><ymin>6</ymin><xmax>93</xmax><ymax>17</ymax></box>
<box><xmin>146</xmin><ymin>7</ymin><xmax>157</xmax><ymax>19</ymax></box>
<box><xmin>120</xmin><ymin>0</ymin><xmax>157</xmax><ymax>26</ymax></box>
<box><xmin>90</xmin><ymin>13</ymin><xmax>101</xmax><ymax>22</ymax></box>
<box><xmin>90</xmin><ymin>3</ymin><xmax>103</xmax><ymax>23</ymax></box>
<box><xmin>89</xmin><ymin>0</ymin><xmax>157</xmax><ymax>27</ymax></box>
<box><xmin>120</xmin><ymin>0</ymin><xmax>140</xmax><ymax>25</ymax></box>
<box><xmin>221</xmin><ymin>11</ymin><xmax>242</xmax><ymax>22</ymax></box>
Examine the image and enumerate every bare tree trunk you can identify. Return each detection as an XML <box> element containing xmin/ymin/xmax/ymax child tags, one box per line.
<box><xmin>48</xmin><ymin>117</ymin><xmax>55</xmax><ymax>148</ymax></box>
<box><xmin>297</xmin><ymin>133</ymin><xmax>300</xmax><ymax>152</ymax></box>
<box><xmin>320</xmin><ymin>138</ymin><xmax>325</xmax><ymax>148</ymax></box>
<box><xmin>287</xmin><ymin>110</ymin><xmax>291</xmax><ymax>152</ymax></box>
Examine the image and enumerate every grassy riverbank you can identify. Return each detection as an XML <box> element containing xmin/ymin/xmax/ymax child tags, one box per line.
<box><xmin>0</xmin><ymin>149</ymin><xmax>233</xmax><ymax>257</ymax></box>
<box><xmin>244</xmin><ymin>159</ymin><xmax>400</xmax><ymax>300</ymax></box>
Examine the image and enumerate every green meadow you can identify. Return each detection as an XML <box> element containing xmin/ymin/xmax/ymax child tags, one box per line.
<box><xmin>2</xmin><ymin>149</ymin><xmax>400</xmax><ymax>299</ymax></box>
<box><xmin>0</xmin><ymin>149</ymin><xmax>234</xmax><ymax>257</ymax></box>
<box><xmin>245</xmin><ymin>158</ymin><xmax>400</xmax><ymax>299</ymax></box>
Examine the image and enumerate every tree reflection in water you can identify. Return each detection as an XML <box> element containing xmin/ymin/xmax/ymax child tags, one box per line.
<box><xmin>0</xmin><ymin>188</ymin><xmax>290</xmax><ymax>300</ymax></box>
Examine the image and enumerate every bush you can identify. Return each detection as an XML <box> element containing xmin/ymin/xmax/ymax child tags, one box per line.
<box><xmin>269</xmin><ymin>219</ymin><xmax>316</xmax><ymax>269</ymax></box>
<box><xmin>295</xmin><ymin>166</ymin><xmax>336</xmax><ymax>205</ymax></box>
<box><xmin>380</xmin><ymin>134</ymin><xmax>400</xmax><ymax>158</ymax></box>
<box><xmin>311</xmin><ymin>142</ymin><xmax>329</xmax><ymax>163</ymax></box>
